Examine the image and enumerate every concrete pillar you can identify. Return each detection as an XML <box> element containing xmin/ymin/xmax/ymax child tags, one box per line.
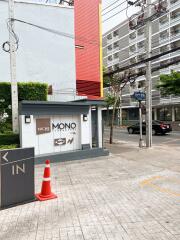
<box><xmin>154</xmin><ymin>108</ymin><xmax>157</xmax><ymax>120</ymax></box>
<box><xmin>172</xmin><ymin>106</ymin><xmax>175</xmax><ymax>122</ymax></box>
<box><xmin>97</xmin><ymin>107</ymin><xmax>103</xmax><ymax>148</ymax></box>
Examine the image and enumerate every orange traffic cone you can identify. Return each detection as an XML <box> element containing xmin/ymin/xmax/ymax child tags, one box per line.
<box><xmin>35</xmin><ymin>160</ymin><xmax>57</xmax><ymax>201</ymax></box>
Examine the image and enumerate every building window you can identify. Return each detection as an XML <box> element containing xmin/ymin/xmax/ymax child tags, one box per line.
<box><xmin>137</xmin><ymin>27</ymin><xmax>144</xmax><ymax>36</ymax></box>
<box><xmin>113</xmin><ymin>30</ymin><xmax>119</xmax><ymax>37</ymax></box>
<box><xmin>152</xmin><ymin>109</ymin><xmax>155</xmax><ymax>120</ymax></box>
<box><xmin>157</xmin><ymin>107</ymin><xmax>172</xmax><ymax>121</ymax></box>
<box><xmin>107</xmin><ymin>45</ymin><xmax>112</xmax><ymax>51</ymax></box>
<box><xmin>175</xmin><ymin>106</ymin><xmax>180</xmax><ymax>121</ymax></box>
<box><xmin>129</xmin><ymin>32</ymin><xmax>136</xmax><ymax>39</ymax></box>
<box><xmin>114</xmin><ymin>64</ymin><xmax>119</xmax><ymax>70</ymax></box>
<box><xmin>108</xmin><ymin>56</ymin><xmax>112</xmax><ymax>61</ymax></box>
<box><xmin>129</xmin><ymin>108</ymin><xmax>139</xmax><ymax>120</ymax></box>
<box><xmin>138</xmin><ymin>80</ymin><xmax>145</xmax><ymax>89</ymax></box>
<box><xmin>114</xmin><ymin>52</ymin><xmax>119</xmax><ymax>59</ymax></box>
<box><xmin>107</xmin><ymin>34</ymin><xmax>112</xmax><ymax>40</ymax></box>
<box><xmin>137</xmin><ymin>41</ymin><xmax>144</xmax><ymax>49</ymax></box>
<box><xmin>113</xmin><ymin>41</ymin><xmax>119</xmax><ymax>48</ymax></box>
<box><xmin>170</xmin><ymin>0</ymin><xmax>178</xmax><ymax>4</ymax></box>
<box><xmin>122</xmin><ymin>110</ymin><xmax>128</xmax><ymax>121</ymax></box>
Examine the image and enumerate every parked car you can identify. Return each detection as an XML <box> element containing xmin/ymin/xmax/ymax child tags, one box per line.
<box><xmin>127</xmin><ymin>121</ymin><xmax>172</xmax><ymax>135</ymax></box>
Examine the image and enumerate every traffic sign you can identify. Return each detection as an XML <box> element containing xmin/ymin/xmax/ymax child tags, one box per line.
<box><xmin>133</xmin><ymin>91</ymin><xmax>146</xmax><ymax>101</ymax></box>
<box><xmin>0</xmin><ymin>148</ymin><xmax>35</xmax><ymax>208</ymax></box>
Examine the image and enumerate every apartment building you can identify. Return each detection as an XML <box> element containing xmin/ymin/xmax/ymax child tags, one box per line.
<box><xmin>103</xmin><ymin>0</ymin><xmax>180</xmax><ymax>129</ymax></box>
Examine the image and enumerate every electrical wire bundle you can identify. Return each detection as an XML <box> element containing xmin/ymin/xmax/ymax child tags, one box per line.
<box><xmin>58</xmin><ymin>0</ymin><xmax>74</xmax><ymax>6</ymax></box>
<box><xmin>2</xmin><ymin>18</ymin><xmax>19</xmax><ymax>53</ymax></box>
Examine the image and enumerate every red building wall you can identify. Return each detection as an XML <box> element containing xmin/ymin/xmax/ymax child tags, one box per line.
<box><xmin>74</xmin><ymin>0</ymin><xmax>103</xmax><ymax>98</ymax></box>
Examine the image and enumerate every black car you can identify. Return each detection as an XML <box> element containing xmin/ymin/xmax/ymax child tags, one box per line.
<box><xmin>127</xmin><ymin>121</ymin><xmax>172</xmax><ymax>135</ymax></box>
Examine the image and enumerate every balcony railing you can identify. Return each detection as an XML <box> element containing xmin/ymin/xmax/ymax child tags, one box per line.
<box><xmin>112</xmin><ymin>58</ymin><xmax>119</xmax><ymax>64</ymax></box>
<box><xmin>159</xmin><ymin>18</ymin><xmax>169</xmax><ymax>25</ymax></box>
<box><xmin>170</xmin><ymin>0</ymin><xmax>179</xmax><ymax>5</ymax></box>
<box><xmin>171</xmin><ymin>31</ymin><xmax>180</xmax><ymax>41</ymax></box>
<box><xmin>160</xmin><ymin>95</ymin><xmax>180</xmax><ymax>104</ymax></box>
<box><xmin>170</xmin><ymin>63</ymin><xmax>180</xmax><ymax>71</ymax></box>
<box><xmin>170</xmin><ymin>0</ymin><xmax>180</xmax><ymax>11</ymax></box>
<box><xmin>160</xmin><ymin>53</ymin><xmax>170</xmax><ymax>60</ymax></box>
<box><xmin>170</xmin><ymin>50</ymin><xmax>180</xmax><ymax>57</ymax></box>
<box><xmin>171</xmin><ymin>13</ymin><xmax>180</xmax><ymax>23</ymax></box>
<box><xmin>159</xmin><ymin>35</ymin><xmax>169</xmax><ymax>44</ymax></box>
<box><xmin>160</xmin><ymin>68</ymin><xmax>170</xmax><ymax>74</ymax></box>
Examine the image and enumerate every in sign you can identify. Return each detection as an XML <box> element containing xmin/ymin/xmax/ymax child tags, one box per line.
<box><xmin>0</xmin><ymin>148</ymin><xmax>35</xmax><ymax>208</ymax></box>
<box><xmin>12</xmin><ymin>163</ymin><xmax>26</xmax><ymax>175</ymax></box>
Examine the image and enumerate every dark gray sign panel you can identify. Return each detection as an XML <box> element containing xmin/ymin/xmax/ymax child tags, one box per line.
<box><xmin>0</xmin><ymin>148</ymin><xmax>35</xmax><ymax>208</ymax></box>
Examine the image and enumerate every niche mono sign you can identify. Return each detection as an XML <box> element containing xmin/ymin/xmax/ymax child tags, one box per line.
<box><xmin>0</xmin><ymin>148</ymin><xmax>34</xmax><ymax>208</ymax></box>
<box><xmin>52</xmin><ymin>122</ymin><xmax>77</xmax><ymax>131</ymax></box>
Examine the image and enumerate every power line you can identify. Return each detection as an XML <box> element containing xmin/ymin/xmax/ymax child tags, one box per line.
<box><xmin>13</xmin><ymin>14</ymin><xmax>177</xmax><ymax>52</ymax></box>
<box><xmin>103</xmin><ymin>5</ymin><xmax>129</xmax><ymax>22</ymax></box>
<box><xmin>102</xmin><ymin>0</ymin><xmax>127</xmax><ymax>16</ymax></box>
<box><xmin>102</xmin><ymin>0</ymin><xmax>126</xmax><ymax>12</ymax></box>
<box><xmin>8</xmin><ymin>18</ymin><xmax>101</xmax><ymax>47</ymax></box>
<box><xmin>103</xmin><ymin>1</ymin><xmax>168</xmax><ymax>26</ymax></box>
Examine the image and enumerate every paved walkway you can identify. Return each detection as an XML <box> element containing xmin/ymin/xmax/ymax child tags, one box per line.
<box><xmin>0</xmin><ymin>145</ymin><xmax>180</xmax><ymax>240</ymax></box>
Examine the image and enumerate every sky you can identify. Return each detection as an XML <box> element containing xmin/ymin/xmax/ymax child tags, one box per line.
<box><xmin>19</xmin><ymin>0</ymin><xmax>139</xmax><ymax>34</ymax></box>
<box><xmin>102</xmin><ymin>0</ymin><xmax>140</xmax><ymax>33</ymax></box>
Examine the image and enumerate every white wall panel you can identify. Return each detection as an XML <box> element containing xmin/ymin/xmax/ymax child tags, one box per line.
<box><xmin>0</xmin><ymin>2</ymin><xmax>76</xmax><ymax>96</ymax></box>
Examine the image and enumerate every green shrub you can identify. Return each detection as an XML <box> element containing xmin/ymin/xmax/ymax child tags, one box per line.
<box><xmin>0</xmin><ymin>121</ymin><xmax>12</xmax><ymax>133</ymax></box>
<box><xmin>18</xmin><ymin>82</ymin><xmax>48</xmax><ymax>101</ymax></box>
<box><xmin>0</xmin><ymin>82</ymin><xmax>48</xmax><ymax>103</ymax></box>
<box><xmin>0</xmin><ymin>144</ymin><xmax>19</xmax><ymax>150</ymax></box>
<box><xmin>0</xmin><ymin>82</ymin><xmax>48</xmax><ymax>133</ymax></box>
<box><xmin>0</xmin><ymin>133</ymin><xmax>19</xmax><ymax>145</ymax></box>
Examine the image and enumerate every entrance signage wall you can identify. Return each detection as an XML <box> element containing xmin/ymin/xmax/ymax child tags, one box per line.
<box><xmin>0</xmin><ymin>148</ymin><xmax>34</xmax><ymax>208</ymax></box>
<box><xmin>33</xmin><ymin>116</ymin><xmax>81</xmax><ymax>155</ymax></box>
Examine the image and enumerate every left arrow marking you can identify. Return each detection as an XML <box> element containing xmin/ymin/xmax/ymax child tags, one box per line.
<box><xmin>2</xmin><ymin>152</ymin><xmax>8</xmax><ymax>162</ymax></box>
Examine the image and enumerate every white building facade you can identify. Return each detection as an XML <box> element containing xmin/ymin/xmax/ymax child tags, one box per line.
<box><xmin>0</xmin><ymin>1</ymin><xmax>78</xmax><ymax>101</ymax></box>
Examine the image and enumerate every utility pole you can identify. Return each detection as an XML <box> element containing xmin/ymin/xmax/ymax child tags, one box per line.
<box><xmin>117</xmin><ymin>89</ymin><xmax>122</xmax><ymax>126</ymax></box>
<box><xmin>9</xmin><ymin>0</ymin><xmax>19</xmax><ymax>133</ymax></box>
<box><xmin>139</xmin><ymin>101</ymin><xmax>143</xmax><ymax>147</ymax></box>
<box><xmin>145</xmin><ymin>0</ymin><xmax>152</xmax><ymax>147</ymax></box>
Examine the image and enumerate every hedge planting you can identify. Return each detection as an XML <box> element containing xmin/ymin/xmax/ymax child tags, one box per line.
<box><xmin>0</xmin><ymin>133</ymin><xmax>19</xmax><ymax>145</ymax></box>
<box><xmin>0</xmin><ymin>82</ymin><xmax>48</xmax><ymax>133</ymax></box>
<box><xmin>0</xmin><ymin>144</ymin><xmax>19</xmax><ymax>150</ymax></box>
<box><xmin>0</xmin><ymin>82</ymin><xmax>48</xmax><ymax>105</ymax></box>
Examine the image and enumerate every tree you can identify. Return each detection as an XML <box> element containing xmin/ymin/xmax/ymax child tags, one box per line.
<box><xmin>104</xmin><ymin>94</ymin><xmax>115</xmax><ymax>126</ymax></box>
<box><xmin>157</xmin><ymin>71</ymin><xmax>180</xmax><ymax>96</ymax></box>
<box><xmin>104</xmin><ymin>72</ymin><xmax>124</xmax><ymax>144</ymax></box>
<box><xmin>103</xmin><ymin>66</ymin><xmax>111</xmax><ymax>88</ymax></box>
<box><xmin>104</xmin><ymin>67</ymin><xmax>137</xmax><ymax>144</ymax></box>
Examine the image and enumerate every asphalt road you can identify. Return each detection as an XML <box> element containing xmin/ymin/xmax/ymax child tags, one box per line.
<box><xmin>104</xmin><ymin>127</ymin><xmax>180</xmax><ymax>147</ymax></box>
